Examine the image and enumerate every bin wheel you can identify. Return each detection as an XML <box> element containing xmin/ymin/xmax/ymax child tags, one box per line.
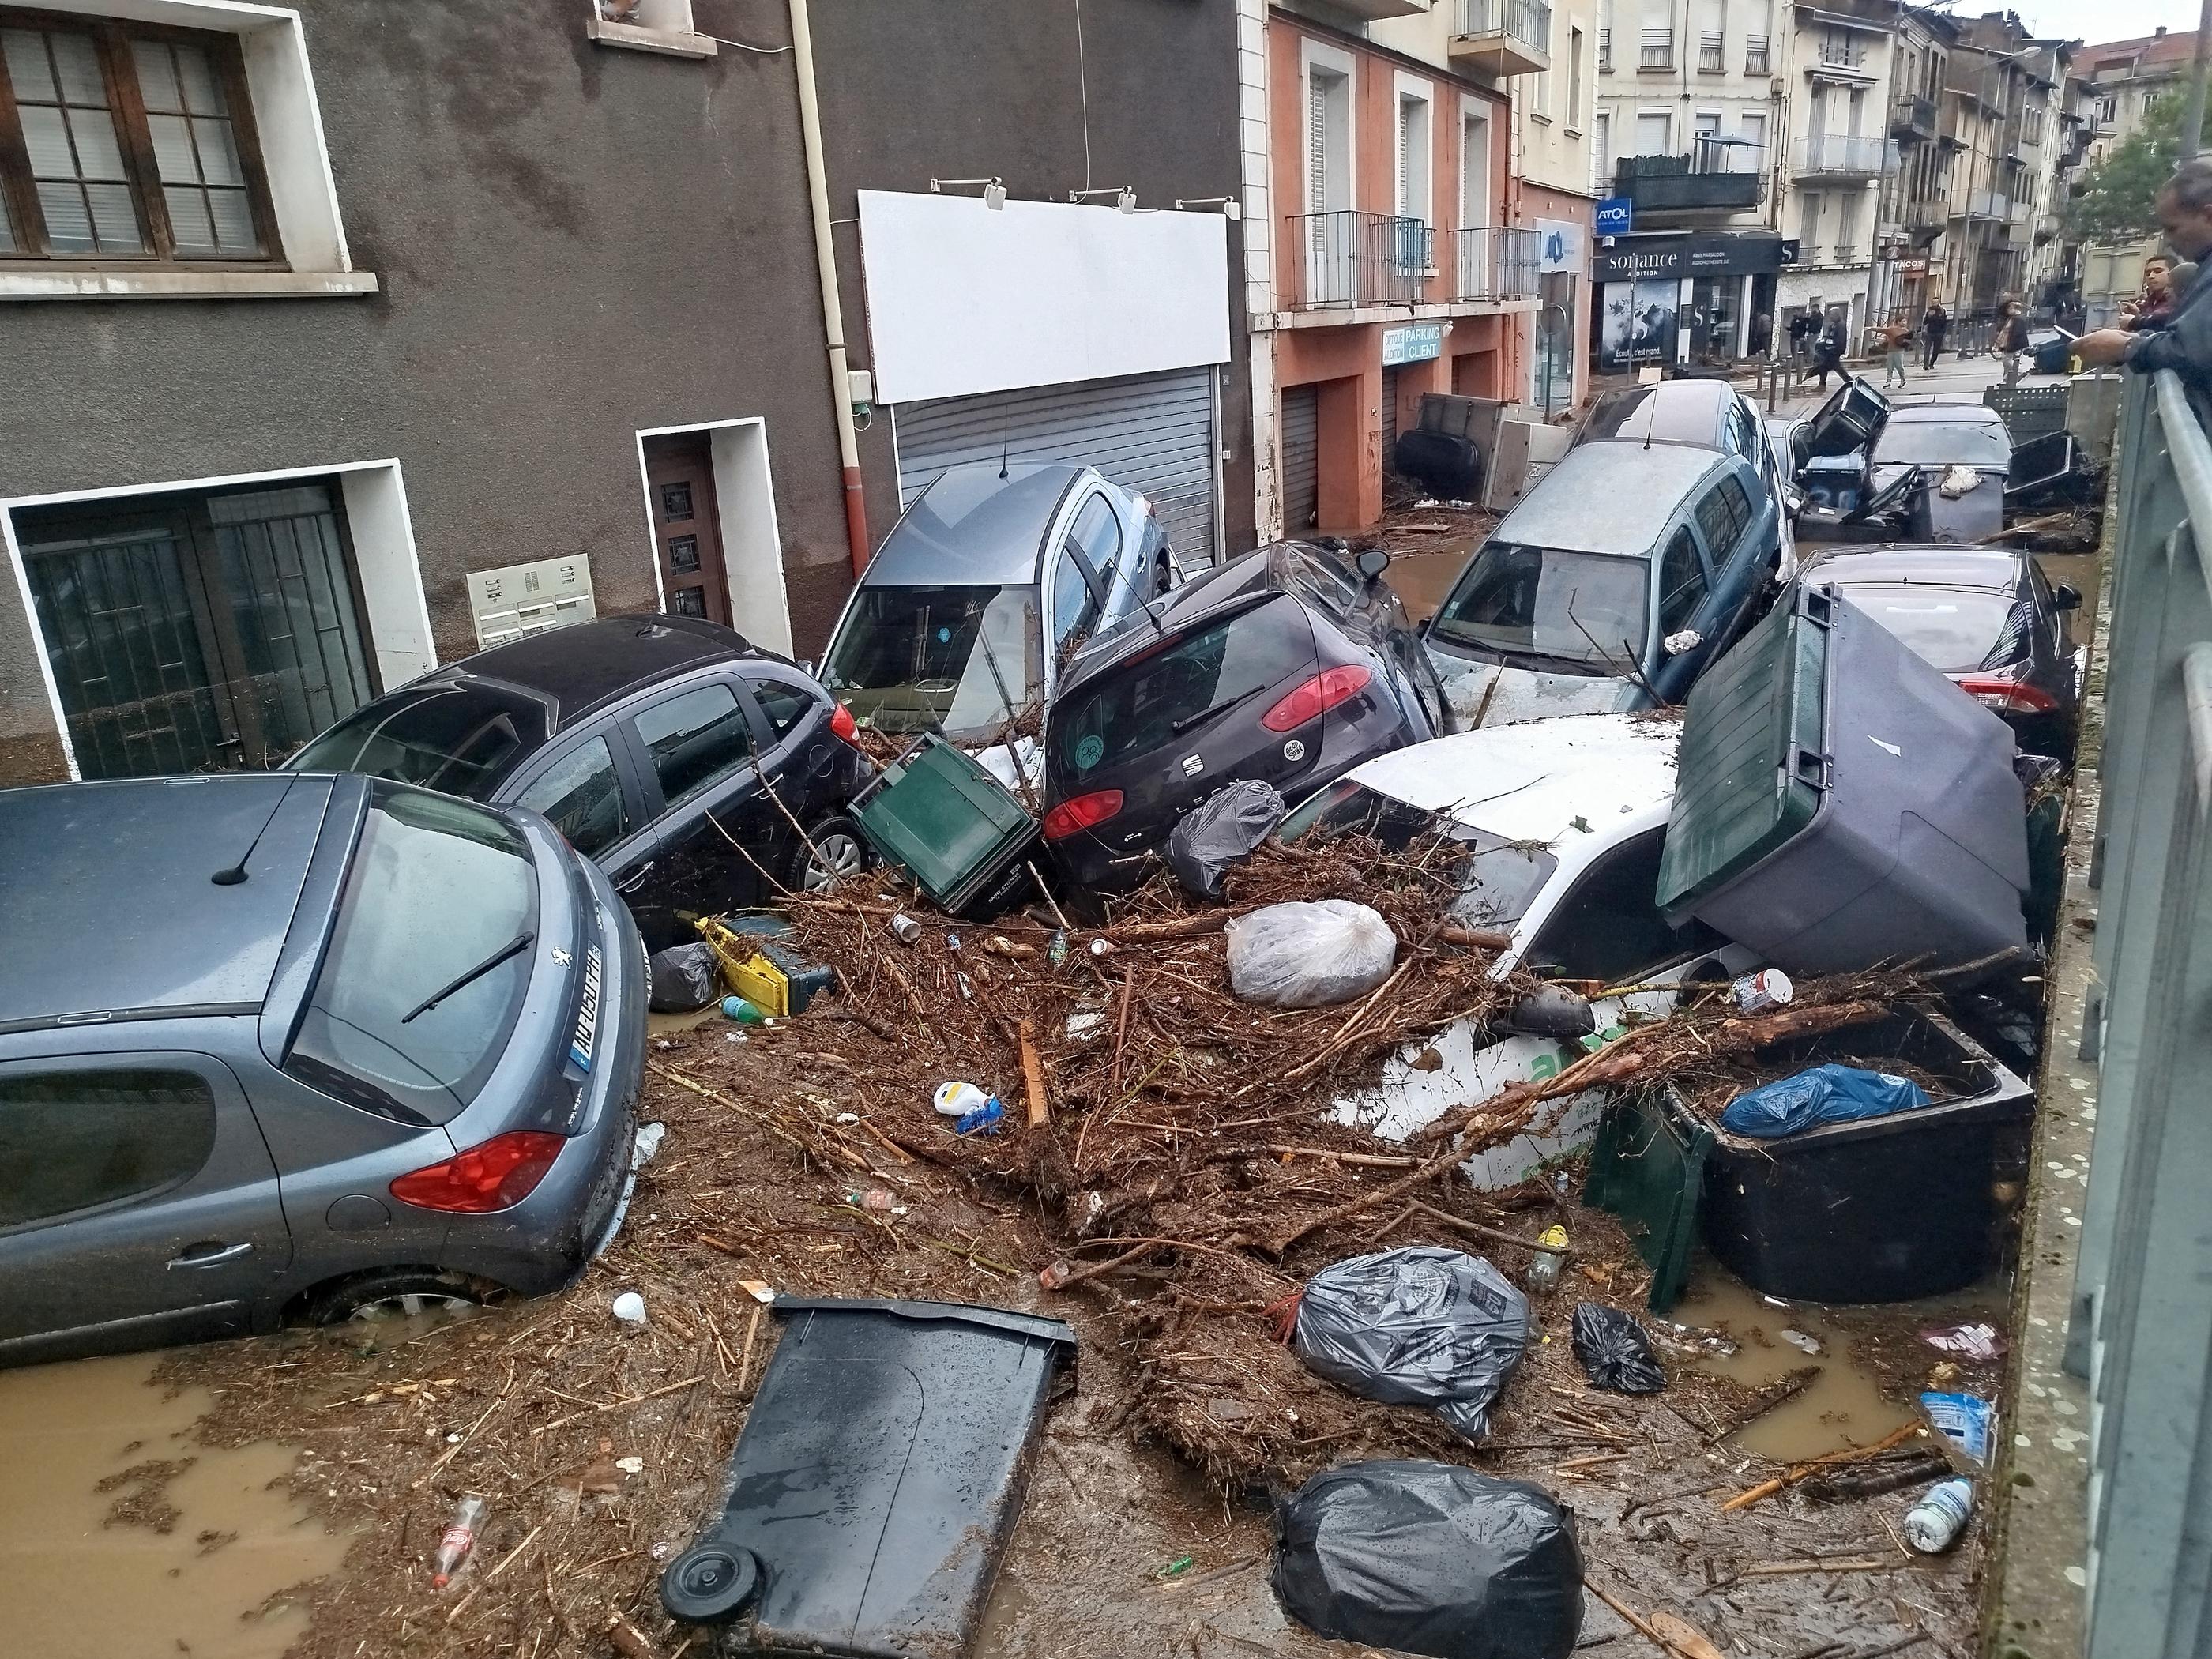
<box><xmin>662</xmin><ymin>1542</ymin><xmax>761</xmax><ymax>1625</ymax></box>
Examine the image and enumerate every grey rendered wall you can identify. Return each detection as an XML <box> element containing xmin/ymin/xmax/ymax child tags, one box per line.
<box><xmin>0</xmin><ymin>0</ymin><xmax>848</xmax><ymax>784</ymax></box>
<box><xmin>805</xmin><ymin>0</ymin><xmax>1255</xmax><ymax>649</ymax></box>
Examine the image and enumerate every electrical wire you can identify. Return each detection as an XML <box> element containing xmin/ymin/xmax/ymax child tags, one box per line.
<box><xmin>1074</xmin><ymin>0</ymin><xmax>1092</xmax><ymax>192</ymax></box>
<box><xmin>699</xmin><ymin>32</ymin><xmax>792</xmax><ymax>55</ymax></box>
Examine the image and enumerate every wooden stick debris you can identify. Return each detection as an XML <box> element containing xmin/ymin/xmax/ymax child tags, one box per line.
<box><xmin>1720</xmin><ymin>1420</ymin><xmax>1924</xmax><ymax>1511</ymax></box>
<box><xmin>736</xmin><ymin>1304</ymin><xmax>766</xmax><ymax>1396</ymax></box>
<box><xmin>1584</xmin><ymin>1578</ymin><xmax>1702</xmax><ymax>1658</ymax></box>
<box><xmin>485</xmin><ymin>1524</ymin><xmax>544</xmax><ymax>1582</ymax></box>
<box><xmin>1019</xmin><ymin>1017</ymin><xmax>1051</xmax><ymax>1128</ymax></box>
<box><xmin>1734</xmin><ymin>1557</ymin><xmax>1900</xmax><ymax>1578</ymax></box>
<box><xmin>411</xmin><ymin>1383</ymin><xmax>510</xmax><ymax>1490</ymax></box>
<box><xmin>526</xmin><ymin>1375</ymin><xmax>703</xmax><ymax>1439</ymax></box>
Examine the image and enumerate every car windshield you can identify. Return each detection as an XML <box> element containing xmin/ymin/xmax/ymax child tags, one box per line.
<box><xmin>1835</xmin><ymin>584</ymin><xmax>2024</xmax><ymax>672</ymax></box>
<box><xmin>1872</xmin><ymin>419</ymin><xmax>2011</xmax><ymax>468</ymax></box>
<box><xmin>1051</xmin><ymin>596</ymin><xmax>1314</xmax><ymax>779</ymax></box>
<box><xmin>823</xmin><ymin>584</ymin><xmax>1042</xmax><ymax>739</ymax></box>
<box><xmin>1279</xmin><ymin>780</ymin><xmax>1559</xmax><ymax>930</ymax></box>
<box><xmin>286</xmin><ymin>784</ymin><xmax>540</xmax><ymax>1126</ymax></box>
<box><xmin>287</xmin><ymin>686</ymin><xmax>547</xmax><ymax>798</ymax></box>
<box><xmin>1428</xmin><ymin>542</ymin><xmax>1652</xmax><ymax>672</ymax></box>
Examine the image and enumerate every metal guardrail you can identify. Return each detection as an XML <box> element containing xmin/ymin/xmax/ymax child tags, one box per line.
<box><xmin>2069</xmin><ymin>368</ymin><xmax>2212</xmax><ymax>1659</ymax></box>
<box><xmin>1446</xmin><ymin>226</ymin><xmax>1540</xmax><ymax>302</ymax></box>
<box><xmin>1281</xmin><ymin>209</ymin><xmax>1431</xmax><ymax>310</ymax></box>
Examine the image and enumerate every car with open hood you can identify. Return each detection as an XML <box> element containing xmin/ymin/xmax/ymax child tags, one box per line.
<box><xmin>818</xmin><ymin>462</ymin><xmax>1180</xmax><ymax>787</ymax></box>
<box><xmin>1420</xmin><ymin>439</ymin><xmax>1784</xmax><ymax>726</ymax></box>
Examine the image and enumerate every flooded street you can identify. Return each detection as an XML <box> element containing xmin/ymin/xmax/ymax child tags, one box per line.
<box><xmin>0</xmin><ymin>1354</ymin><xmax>346</xmax><ymax>1659</ymax></box>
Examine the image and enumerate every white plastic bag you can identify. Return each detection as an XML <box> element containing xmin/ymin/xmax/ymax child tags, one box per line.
<box><xmin>1225</xmin><ymin>899</ymin><xmax>1397</xmax><ymax>1008</ymax></box>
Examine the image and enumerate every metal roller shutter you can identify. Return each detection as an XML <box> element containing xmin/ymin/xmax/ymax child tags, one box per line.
<box><xmin>1281</xmin><ymin>385</ymin><xmax>1320</xmax><ymax>536</ymax></box>
<box><xmin>1381</xmin><ymin>364</ymin><xmax>1403</xmax><ymax>467</ymax></box>
<box><xmin>893</xmin><ymin>367</ymin><xmax>1221</xmax><ymax>566</ymax></box>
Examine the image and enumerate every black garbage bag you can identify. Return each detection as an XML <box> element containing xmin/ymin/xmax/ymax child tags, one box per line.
<box><xmin>649</xmin><ymin>942</ymin><xmax>720</xmax><ymax>1013</ymax></box>
<box><xmin>1293</xmin><ymin>1247</ymin><xmax>1529</xmax><ymax>1439</ymax></box>
<box><xmin>1570</xmin><ymin>1303</ymin><xmax>1667</xmax><ymax>1394</ymax></box>
<box><xmin>1166</xmin><ymin>780</ymin><xmax>1286</xmax><ymax>899</ymax></box>
<box><xmin>1273</xmin><ymin>1460</ymin><xmax>1583</xmax><ymax>1659</ymax></box>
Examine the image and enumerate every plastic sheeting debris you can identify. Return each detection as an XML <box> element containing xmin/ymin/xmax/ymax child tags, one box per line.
<box><xmin>1292</xmin><ymin>1247</ymin><xmax>1529</xmax><ymax>1440</ymax></box>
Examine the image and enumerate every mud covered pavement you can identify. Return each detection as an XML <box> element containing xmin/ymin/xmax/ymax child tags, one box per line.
<box><xmin>141</xmin><ymin>991</ymin><xmax>1989</xmax><ymax>1659</ymax></box>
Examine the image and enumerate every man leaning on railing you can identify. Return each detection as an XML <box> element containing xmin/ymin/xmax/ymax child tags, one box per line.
<box><xmin>2074</xmin><ymin>159</ymin><xmax>2212</xmax><ymax>404</ymax></box>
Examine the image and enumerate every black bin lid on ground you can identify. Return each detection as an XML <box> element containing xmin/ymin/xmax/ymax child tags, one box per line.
<box><xmin>686</xmin><ymin>1297</ymin><xmax>1077</xmax><ymax>1657</ymax></box>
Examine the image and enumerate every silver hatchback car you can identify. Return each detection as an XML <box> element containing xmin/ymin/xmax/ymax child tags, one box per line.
<box><xmin>0</xmin><ymin>772</ymin><xmax>645</xmax><ymax>1366</ymax></box>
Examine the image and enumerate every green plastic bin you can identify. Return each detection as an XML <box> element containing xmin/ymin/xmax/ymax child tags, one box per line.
<box><xmin>1586</xmin><ymin>1091</ymin><xmax>1712</xmax><ymax>1315</ymax></box>
<box><xmin>1654</xmin><ymin>585</ymin><xmax>2029</xmax><ymax>974</ymax></box>
<box><xmin>852</xmin><ymin>735</ymin><xmax>1039</xmax><ymax>916</ymax></box>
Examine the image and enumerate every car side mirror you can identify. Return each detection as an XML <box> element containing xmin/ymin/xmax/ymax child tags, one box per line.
<box><xmin>1356</xmin><ymin>547</ymin><xmax>1392</xmax><ymax>582</ymax></box>
<box><xmin>2052</xmin><ymin>584</ymin><xmax>2082</xmax><ymax>611</ymax></box>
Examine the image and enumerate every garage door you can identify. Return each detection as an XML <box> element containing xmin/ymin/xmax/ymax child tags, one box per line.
<box><xmin>1281</xmin><ymin>385</ymin><xmax>1319</xmax><ymax>536</ymax></box>
<box><xmin>1381</xmin><ymin>364</ymin><xmax>1403</xmax><ymax>465</ymax></box>
<box><xmin>893</xmin><ymin>367</ymin><xmax>1221</xmax><ymax>566</ymax></box>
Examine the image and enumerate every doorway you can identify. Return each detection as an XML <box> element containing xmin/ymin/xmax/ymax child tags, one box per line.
<box><xmin>14</xmin><ymin>480</ymin><xmax>374</xmax><ymax>778</ymax></box>
<box><xmin>641</xmin><ymin>433</ymin><xmax>731</xmax><ymax>626</ymax></box>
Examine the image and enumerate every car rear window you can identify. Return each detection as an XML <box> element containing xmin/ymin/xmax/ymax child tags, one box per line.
<box><xmin>1841</xmin><ymin>585</ymin><xmax>2024</xmax><ymax>673</ymax></box>
<box><xmin>1872</xmin><ymin>419</ymin><xmax>2011</xmax><ymax>468</ymax></box>
<box><xmin>1052</xmin><ymin>596</ymin><xmax>1315</xmax><ymax>779</ymax></box>
<box><xmin>824</xmin><ymin>584</ymin><xmax>1043</xmax><ymax>739</ymax></box>
<box><xmin>285</xmin><ymin>784</ymin><xmax>540</xmax><ymax>1126</ymax></box>
<box><xmin>286</xmin><ymin>685</ymin><xmax>547</xmax><ymax>796</ymax></box>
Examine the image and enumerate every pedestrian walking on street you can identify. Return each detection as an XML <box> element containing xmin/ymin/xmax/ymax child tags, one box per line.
<box><xmin>1921</xmin><ymin>301</ymin><xmax>1950</xmax><ymax>369</ymax></box>
<box><xmin>1881</xmin><ymin>316</ymin><xmax>1912</xmax><ymax>389</ymax></box>
<box><xmin>1992</xmin><ymin>299</ymin><xmax>2029</xmax><ymax>385</ymax></box>
<box><xmin>1802</xmin><ymin>306</ymin><xmax>1847</xmax><ymax>389</ymax></box>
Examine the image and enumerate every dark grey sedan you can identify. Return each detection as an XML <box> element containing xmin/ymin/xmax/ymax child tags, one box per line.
<box><xmin>0</xmin><ymin>772</ymin><xmax>645</xmax><ymax>1366</ymax></box>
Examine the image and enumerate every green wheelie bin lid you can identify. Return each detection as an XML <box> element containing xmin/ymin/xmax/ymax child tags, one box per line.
<box><xmin>852</xmin><ymin>734</ymin><xmax>1038</xmax><ymax>915</ymax></box>
<box><xmin>1585</xmin><ymin>1089</ymin><xmax>1713</xmax><ymax>1315</ymax></box>
<box><xmin>1653</xmin><ymin>585</ymin><xmax>1834</xmax><ymax>919</ymax></box>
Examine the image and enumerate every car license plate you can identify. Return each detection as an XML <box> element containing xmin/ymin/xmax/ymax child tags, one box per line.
<box><xmin>570</xmin><ymin>944</ymin><xmax>604</xmax><ymax>1073</ymax></box>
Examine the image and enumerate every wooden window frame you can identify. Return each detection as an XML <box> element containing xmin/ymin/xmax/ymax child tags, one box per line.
<box><xmin>0</xmin><ymin>4</ymin><xmax>284</xmax><ymax>266</ymax></box>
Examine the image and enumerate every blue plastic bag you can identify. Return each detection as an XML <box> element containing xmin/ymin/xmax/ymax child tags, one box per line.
<box><xmin>1718</xmin><ymin>1063</ymin><xmax>1930</xmax><ymax>1138</ymax></box>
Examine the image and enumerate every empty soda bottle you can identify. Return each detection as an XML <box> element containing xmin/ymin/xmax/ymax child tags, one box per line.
<box><xmin>1525</xmin><ymin>1225</ymin><xmax>1570</xmax><ymax>1292</ymax></box>
<box><xmin>431</xmin><ymin>1493</ymin><xmax>489</xmax><ymax>1588</ymax></box>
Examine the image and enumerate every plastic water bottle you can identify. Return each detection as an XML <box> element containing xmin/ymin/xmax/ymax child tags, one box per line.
<box><xmin>1525</xmin><ymin>1225</ymin><xmax>1570</xmax><ymax>1292</ymax></box>
<box><xmin>432</xmin><ymin>1493</ymin><xmax>488</xmax><ymax>1587</ymax></box>
<box><xmin>1903</xmin><ymin>1477</ymin><xmax>1974</xmax><ymax>1553</ymax></box>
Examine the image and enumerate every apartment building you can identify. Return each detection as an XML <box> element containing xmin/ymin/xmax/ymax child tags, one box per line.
<box><xmin>2067</xmin><ymin>28</ymin><xmax>2198</xmax><ymax>325</ymax></box>
<box><xmin>1930</xmin><ymin>15</ymin><xmax>2066</xmax><ymax>319</ymax></box>
<box><xmin>1240</xmin><ymin>2</ymin><xmax>1535</xmax><ymax>537</ymax></box>
<box><xmin>1879</xmin><ymin>6</ymin><xmax>1957</xmax><ymax>323</ymax></box>
<box><xmin>1589</xmin><ymin>0</ymin><xmax>1795</xmax><ymax>371</ymax></box>
<box><xmin>1774</xmin><ymin>0</ymin><xmax>1899</xmax><ymax>344</ymax></box>
<box><xmin>0</xmin><ymin>0</ymin><xmax>1249</xmax><ymax>788</ymax></box>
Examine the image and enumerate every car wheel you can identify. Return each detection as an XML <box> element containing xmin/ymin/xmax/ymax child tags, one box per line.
<box><xmin>792</xmin><ymin>815</ymin><xmax>872</xmax><ymax>893</ymax></box>
<box><xmin>303</xmin><ymin>1269</ymin><xmax>493</xmax><ymax>1326</ymax></box>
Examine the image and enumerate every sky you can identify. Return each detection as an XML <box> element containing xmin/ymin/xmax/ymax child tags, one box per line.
<box><xmin>1978</xmin><ymin>0</ymin><xmax>2203</xmax><ymax>47</ymax></box>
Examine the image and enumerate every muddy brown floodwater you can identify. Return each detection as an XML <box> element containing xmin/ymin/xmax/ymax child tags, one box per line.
<box><xmin>0</xmin><ymin>1353</ymin><xmax>347</xmax><ymax>1659</ymax></box>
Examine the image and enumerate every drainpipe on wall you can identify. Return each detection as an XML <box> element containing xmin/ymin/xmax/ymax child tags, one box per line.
<box><xmin>788</xmin><ymin>0</ymin><xmax>871</xmax><ymax>581</ymax></box>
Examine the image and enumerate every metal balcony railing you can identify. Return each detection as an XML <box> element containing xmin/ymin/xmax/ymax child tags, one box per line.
<box><xmin>1817</xmin><ymin>41</ymin><xmax>1866</xmax><ymax>68</ymax></box>
<box><xmin>1796</xmin><ymin>134</ymin><xmax>1889</xmax><ymax>175</ymax></box>
<box><xmin>1640</xmin><ymin>26</ymin><xmax>1672</xmax><ymax>69</ymax></box>
<box><xmin>1698</xmin><ymin>28</ymin><xmax>1725</xmax><ymax>71</ymax></box>
<box><xmin>1446</xmin><ymin>226</ymin><xmax>1540</xmax><ymax>302</ymax></box>
<box><xmin>1598</xmin><ymin>24</ymin><xmax>1612</xmax><ymax>70</ymax></box>
<box><xmin>2063</xmin><ymin>367</ymin><xmax>2212</xmax><ymax>1659</ymax></box>
<box><xmin>1282</xmin><ymin>210</ymin><xmax>1431</xmax><ymax>310</ymax></box>
<box><xmin>1969</xmin><ymin>189</ymin><xmax>2011</xmax><ymax>219</ymax></box>
<box><xmin>1892</xmin><ymin>92</ymin><xmax>1937</xmax><ymax>139</ymax></box>
<box><xmin>1456</xmin><ymin>0</ymin><xmax>1552</xmax><ymax>51</ymax></box>
<box><xmin>1613</xmin><ymin>141</ymin><xmax>1765</xmax><ymax>211</ymax></box>
<box><xmin>1744</xmin><ymin>33</ymin><xmax>1770</xmax><ymax>73</ymax></box>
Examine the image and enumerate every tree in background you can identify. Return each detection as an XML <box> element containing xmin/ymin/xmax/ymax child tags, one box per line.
<box><xmin>2065</xmin><ymin>92</ymin><xmax>2181</xmax><ymax>243</ymax></box>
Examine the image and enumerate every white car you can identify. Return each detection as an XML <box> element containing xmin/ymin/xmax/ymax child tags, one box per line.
<box><xmin>1279</xmin><ymin>713</ymin><xmax>1755</xmax><ymax>1186</ymax></box>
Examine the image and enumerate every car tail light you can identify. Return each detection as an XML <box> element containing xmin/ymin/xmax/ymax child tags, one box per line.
<box><xmin>390</xmin><ymin>1131</ymin><xmax>566</xmax><ymax>1214</ymax></box>
<box><xmin>1262</xmin><ymin>665</ymin><xmax>1372</xmax><ymax>732</ymax></box>
<box><xmin>1042</xmin><ymin>789</ymin><xmax>1124</xmax><ymax>841</ymax></box>
<box><xmin>830</xmin><ymin>702</ymin><xmax>861</xmax><ymax>747</ymax></box>
<box><xmin>1951</xmin><ymin>667</ymin><xmax>2058</xmax><ymax>714</ymax></box>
